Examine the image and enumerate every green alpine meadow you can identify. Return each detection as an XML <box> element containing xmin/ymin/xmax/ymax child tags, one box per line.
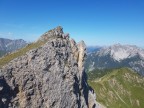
<box><xmin>88</xmin><ymin>68</ymin><xmax>144</xmax><ymax>108</ymax></box>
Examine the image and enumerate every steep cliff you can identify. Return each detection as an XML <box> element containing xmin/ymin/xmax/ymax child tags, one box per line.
<box><xmin>0</xmin><ymin>27</ymin><xmax>100</xmax><ymax>108</ymax></box>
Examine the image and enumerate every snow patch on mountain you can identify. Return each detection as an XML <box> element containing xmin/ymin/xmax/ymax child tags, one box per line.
<box><xmin>97</xmin><ymin>44</ymin><xmax>144</xmax><ymax>62</ymax></box>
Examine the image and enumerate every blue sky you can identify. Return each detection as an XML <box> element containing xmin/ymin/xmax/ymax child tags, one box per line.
<box><xmin>0</xmin><ymin>0</ymin><xmax>144</xmax><ymax>47</ymax></box>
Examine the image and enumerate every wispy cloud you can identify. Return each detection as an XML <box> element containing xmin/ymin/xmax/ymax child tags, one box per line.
<box><xmin>0</xmin><ymin>32</ymin><xmax>14</xmax><ymax>39</ymax></box>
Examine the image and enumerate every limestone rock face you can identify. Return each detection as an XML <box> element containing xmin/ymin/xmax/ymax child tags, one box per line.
<box><xmin>0</xmin><ymin>27</ymin><xmax>99</xmax><ymax>108</ymax></box>
<box><xmin>77</xmin><ymin>41</ymin><xmax>86</xmax><ymax>72</ymax></box>
<box><xmin>38</xmin><ymin>26</ymin><xmax>64</xmax><ymax>41</ymax></box>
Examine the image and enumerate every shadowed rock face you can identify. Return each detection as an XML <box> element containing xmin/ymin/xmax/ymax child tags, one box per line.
<box><xmin>0</xmin><ymin>76</ymin><xmax>19</xmax><ymax>108</ymax></box>
<box><xmin>0</xmin><ymin>27</ymin><xmax>98</xmax><ymax>108</ymax></box>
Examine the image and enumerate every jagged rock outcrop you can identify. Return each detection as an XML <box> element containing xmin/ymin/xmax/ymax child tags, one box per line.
<box><xmin>0</xmin><ymin>26</ymin><xmax>99</xmax><ymax>108</ymax></box>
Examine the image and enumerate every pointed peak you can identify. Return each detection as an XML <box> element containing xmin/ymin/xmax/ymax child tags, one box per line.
<box><xmin>38</xmin><ymin>26</ymin><xmax>71</xmax><ymax>41</ymax></box>
<box><xmin>47</xmin><ymin>26</ymin><xmax>63</xmax><ymax>34</ymax></box>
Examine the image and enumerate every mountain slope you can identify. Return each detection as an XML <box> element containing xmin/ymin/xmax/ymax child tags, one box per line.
<box><xmin>0</xmin><ymin>38</ymin><xmax>27</xmax><ymax>57</ymax></box>
<box><xmin>96</xmin><ymin>44</ymin><xmax>144</xmax><ymax>61</ymax></box>
<box><xmin>0</xmin><ymin>26</ymin><xmax>100</xmax><ymax>108</ymax></box>
<box><xmin>0</xmin><ymin>50</ymin><xmax>6</xmax><ymax>57</ymax></box>
<box><xmin>0</xmin><ymin>40</ymin><xmax>46</xmax><ymax>68</ymax></box>
<box><xmin>85</xmin><ymin>44</ymin><xmax>144</xmax><ymax>76</ymax></box>
<box><xmin>88</xmin><ymin>68</ymin><xmax>144</xmax><ymax>108</ymax></box>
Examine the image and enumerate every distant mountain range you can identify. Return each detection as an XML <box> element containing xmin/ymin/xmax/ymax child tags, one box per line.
<box><xmin>85</xmin><ymin>44</ymin><xmax>144</xmax><ymax>76</ymax></box>
<box><xmin>86</xmin><ymin>46</ymin><xmax>102</xmax><ymax>53</ymax></box>
<box><xmin>0</xmin><ymin>38</ymin><xmax>27</xmax><ymax>57</ymax></box>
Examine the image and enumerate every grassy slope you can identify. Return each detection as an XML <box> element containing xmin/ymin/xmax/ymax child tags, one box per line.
<box><xmin>88</xmin><ymin>68</ymin><xmax>144</xmax><ymax>108</ymax></box>
<box><xmin>0</xmin><ymin>40</ymin><xmax>46</xmax><ymax>68</ymax></box>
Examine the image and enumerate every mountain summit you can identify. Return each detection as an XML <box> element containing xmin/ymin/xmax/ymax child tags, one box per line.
<box><xmin>98</xmin><ymin>44</ymin><xmax>144</xmax><ymax>62</ymax></box>
<box><xmin>0</xmin><ymin>27</ymin><xmax>101</xmax><ymax>108</ymax></box>
<box><xmin>0</xmin><ymin>38</ymin><xmax>27</xmax><ymax>57</ymax></box>
<box><xmin>85</xmin><ymin>44</ymin><xmax>144</xmax><ymax>76</ymax></box>
<box><xmin>0</xmin><ymin>38</ymin><xmax>27</xmax><ymax>52</ymax></box>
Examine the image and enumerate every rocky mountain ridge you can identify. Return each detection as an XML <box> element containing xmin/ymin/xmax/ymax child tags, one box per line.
<box><xmin>0</xmin><ymin>38</ymin><xmax>27</xmax><ymax>57</ymax></box>
<box><xmin>0</xmin><ymin>27</ymin><xmax>102</xmax><ymax>108</ymax></box>
<box><xmin>97</xmin><ymin>44</ymin><xmax>144</xmax><ymax>62</ymax></box>
<box><xmin>86</xmin><ymin>46</ymin><xmax>102</xmax><ymax>54</ymax></box>
<box><xmin>85</xmin><ymin>44</ymin><xmax>144</xmax><ymax>76</ymax></box>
